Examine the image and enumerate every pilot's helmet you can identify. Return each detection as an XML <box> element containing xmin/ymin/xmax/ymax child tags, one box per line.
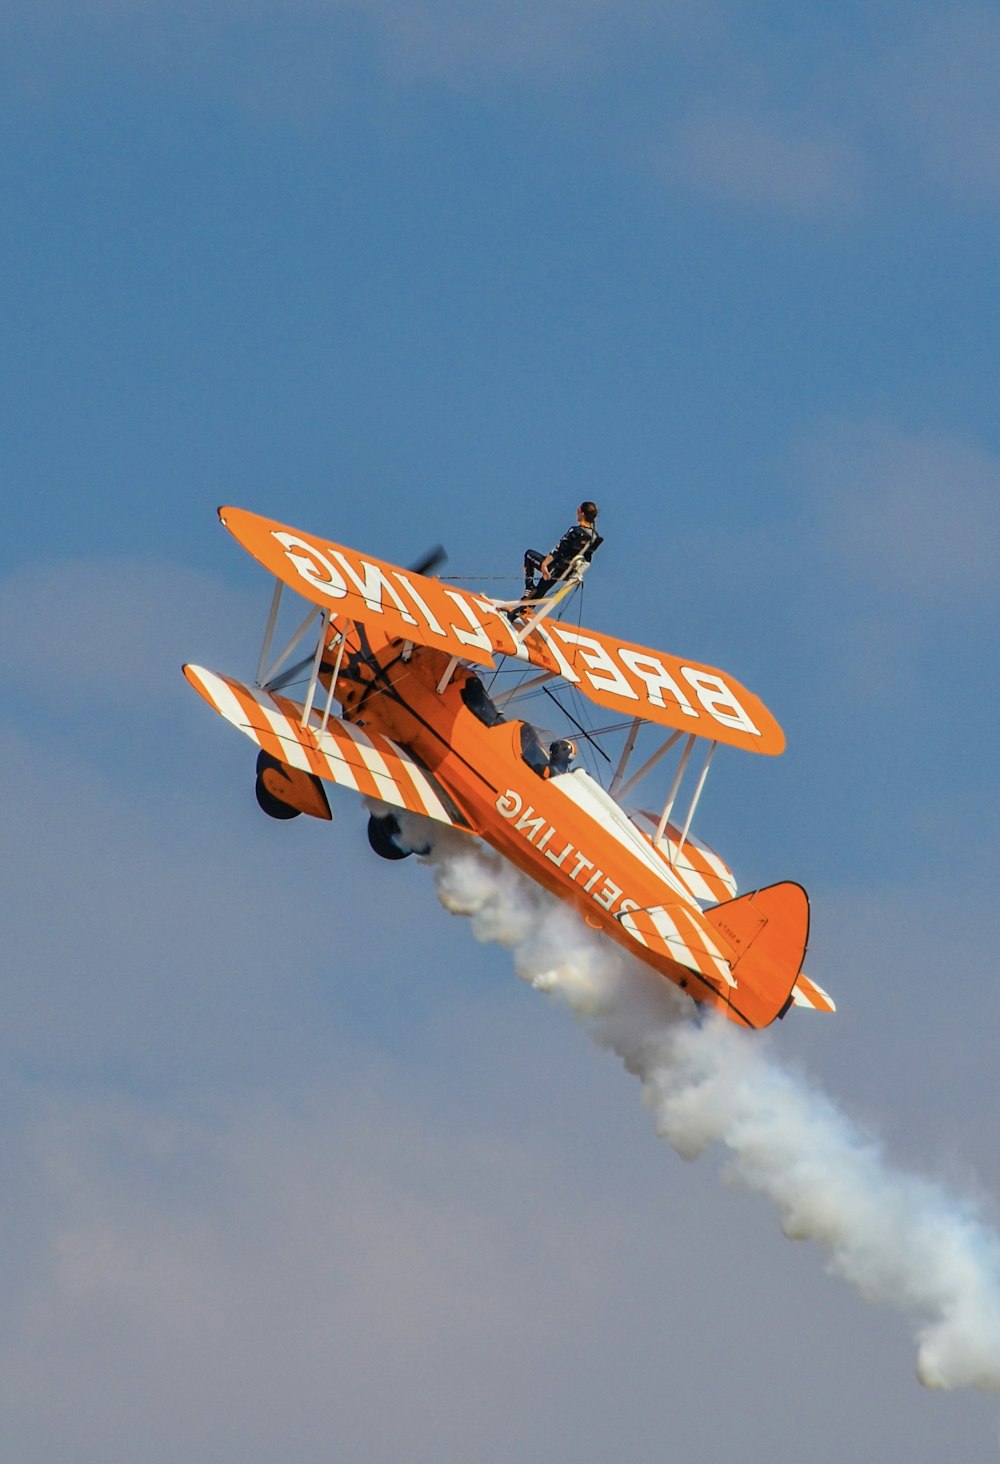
<box><xmin>549</xmin><ymin>738</ymin><xmax>577</xmax><ymax>769</ymax></box>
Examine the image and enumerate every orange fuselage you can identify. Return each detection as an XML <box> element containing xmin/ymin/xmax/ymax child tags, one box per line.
<box><xmin>330</xmin><ymin>628</ymin><xmax>771</xmax><ymax>1024</ymax></box>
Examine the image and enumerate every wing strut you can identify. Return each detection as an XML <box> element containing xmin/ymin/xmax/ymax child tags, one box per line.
<box><xmin>609</xmin><ymin>716</ymin><xmax>642</xmax><ymax>796</ymax></box>
<box><xmin>300</xmin><ymin>610</ymin><xmax>333</xmax><ymax>728</ymax></box>
<box><xmin>653</xmin><ymin>733</ymin><xmax>696</xmax><ymax>847</ymax></box>
<box><xmin>319</xmin><ymin>622</ymin><xmax>350</xmax><ymax>733</ymax></box>
<box><xmin>616</xmin><ymin>729</ymin><xmax>685</xmax><ymax>803</ymax></box>
<box><xmin>260</xmin><ymin>605</ymin><xmax>322</xmax><ymax>689</ymax></box>
<box><xmin>256</xmin><ymin>577</ymin><xmax>284</xmax><ymax>686</ymax></box>
<box><xmin>437</xmin><ymin>656</ymin><xmax>460</xmax><ymax>694</ymax></box>
<box><xmin>669</xmin><ymin>740</ymin><xmax>717</xmax><ymax>866</ymax></box>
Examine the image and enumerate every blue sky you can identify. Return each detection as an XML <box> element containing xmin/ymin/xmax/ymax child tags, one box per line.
<box><xmin>2</xmin><ymin>3</ymin><xmax>1000</xmax><ymax>1459</ymax></box>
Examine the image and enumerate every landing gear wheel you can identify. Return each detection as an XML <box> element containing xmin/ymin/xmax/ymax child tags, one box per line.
<box><xmin>367</xmin><ymin>812</ymin><xmax>410</xmax><ymax>860</ymax></box>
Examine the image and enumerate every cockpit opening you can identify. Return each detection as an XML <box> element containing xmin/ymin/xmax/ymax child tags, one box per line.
<box><xmin>460</xmin><ymin>672</ymin><xmax>506</xmax><ymax>728</ymax></box>
<box><xmin>517</xmin><ymin>723</ymin><xmax>578</xmax><ymax>779</ymax></box>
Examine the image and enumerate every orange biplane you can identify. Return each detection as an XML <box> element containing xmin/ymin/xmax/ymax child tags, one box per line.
<box><xmin>185</xmin><ymin>507</ymin><xmax>834</xmax><ymax>1028</ymax></box>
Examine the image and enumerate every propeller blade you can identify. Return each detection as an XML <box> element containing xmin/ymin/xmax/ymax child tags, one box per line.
<box><xmin>409</xmin><ymin>544</ymin><xmax>447</xmax><ymax>577</ymax></box>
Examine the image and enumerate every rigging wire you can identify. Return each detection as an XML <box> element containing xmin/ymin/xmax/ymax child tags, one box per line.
<box><xmin>541</xmin><ymin>683</ymin><xmax>612</xmax><ymax>765</ymax></box>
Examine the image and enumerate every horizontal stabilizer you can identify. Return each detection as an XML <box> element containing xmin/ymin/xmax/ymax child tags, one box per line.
<box><xmin>184</xmin><ymin>665</ymin><xmax>472</xmax><ymax>832</ymax></box>
<box><xmin>791</xmin><ymin>972</ymin><xmax>836</xmax><ymax>1014</ymax></box>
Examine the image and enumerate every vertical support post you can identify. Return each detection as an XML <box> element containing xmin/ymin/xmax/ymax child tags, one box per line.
<box><xmin>672</xmin><ymin>741</ymin><xmax>717</xmax><ymax>866</ymax></box>
<box><xmin>255</xmin><ymin>578</ymin><xmax>283</xmax><ymax>686</ymax></box>
<box><xmin>609</xmin><ymin>717</ymin><xmax>642</xmax><ymax>796</ymax></box>
<box><xmin>262</xmin><ymin>606</ymin><xmax>320</xmax><ymax>687</ymax></box>
<box><xmin>436</xmin><ymin>656</ymin><xmax>460</xmax><ymax>694</ymax></box>
<box><xmin>616</xmin><ymin>729</ymin><xmax>683</xmax><ymax>804</ymax></box>
<box><xmin>654</xmin><ymin>733</ymin><xmax>696</xmax><ymax>849</ymax></box>
<box><xmin>300</xmin><ymin>611</ymin><xmax>331</xmax><ymax>728</ymax></box>
<box><xmin>319</xmin><ymin>621</ymin><xmax>350</xmax><ymax>734</ymax></box>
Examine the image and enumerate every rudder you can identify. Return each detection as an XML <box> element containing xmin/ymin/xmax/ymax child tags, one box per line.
<box><xmin>704</xmin><ymin>882</ymin><xmax>810</xmax><ymax>1028</ymax></box>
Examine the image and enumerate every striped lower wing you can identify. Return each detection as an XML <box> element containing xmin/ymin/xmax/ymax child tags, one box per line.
<box><xmin>629</xmin><ymin>810</ymin><xmax>738</xmax><ymax>905</ymax></box>
<box><xmin>184</xmin><ymin>665</ymin><xmax>470</xmax><ymax>829</ymax></box>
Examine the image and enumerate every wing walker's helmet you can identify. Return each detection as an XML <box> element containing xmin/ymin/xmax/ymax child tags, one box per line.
<box><xmin>578</xmin><ymin>501</ymin><xmax>598</xmax><ymax>524</ymax></box>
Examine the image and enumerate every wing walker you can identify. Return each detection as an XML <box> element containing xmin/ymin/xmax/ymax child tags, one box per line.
<box><xmin>184</xmin><ymin>506</ymin><xmax>834</xmax><ymax>1029</ymax></box>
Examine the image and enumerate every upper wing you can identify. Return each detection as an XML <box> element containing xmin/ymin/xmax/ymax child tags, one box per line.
<box><xmin>220</xmin><ymin>505</ymin><xmax>500</xmax><ymax>670</ymax></box>
<box><xmin>220</xmin><ymin>506</ymin><xmax>784</xmax><ymax>755</ymax></box>
<box><xmin>514</xmin><ymin>617</ymin><xmax>784</xmax><ymax>754</ymax></box>
<box><xmin>184</xmin><ymin>664</ymin><xmax>472</xmax><ymax>830</ymax></box>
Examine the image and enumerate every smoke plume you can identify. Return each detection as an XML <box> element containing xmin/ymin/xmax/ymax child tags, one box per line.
<box><xmin>407</xmin><ymin>819</ymin><xmax>1000</xmax><ymax>1392</ymax></box>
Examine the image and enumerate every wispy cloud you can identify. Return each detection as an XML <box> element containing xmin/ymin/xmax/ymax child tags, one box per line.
<box><xmin>0</xmin><ymin>558</ymin><xmax>255</xmax><ymax>705</ymax></box>
<box><xmin>874</xmin><ymin>5</ymin><xmax>1000</xmax><ymax>204</ymax></box>
<box><xmin>800</xmin><ymin>420</ymin><xmax>1000</xmax><ymax>603</ymax></box>
<box><xmin>6</xmin><ymin>2</ymin><xmax>1000</xmax><ymax>217</ymax></box>
<box><xmin>0</xmin><ymin>0</ymin><xmax>695</xmax><ymax>102</ymax></box>
<box><xmin>667</xmin><ymin>106</ymin><xmax>865</xmax><ymax>215</ymax></box>
<box><xmin>0</xmin><ymin>1082</ymin><xmax>644</xmax><ymax>1463</ymax></box>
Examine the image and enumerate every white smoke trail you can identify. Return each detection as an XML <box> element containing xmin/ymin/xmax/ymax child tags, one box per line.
<box><xmin>407</xmin><ymin>819</ymin><xmax>1000</xmax><ymax>1392</ymax></box>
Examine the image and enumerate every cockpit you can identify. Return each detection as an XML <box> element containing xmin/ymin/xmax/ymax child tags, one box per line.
<box><xmin>459</xmin><ymin>670</ymin><xmax>577</xmax><ymax>780</ymax></box>
<box><xmin>517</xmin><ymin>722</ymin><xmax>577</xmax><ymax>779</ymax></box>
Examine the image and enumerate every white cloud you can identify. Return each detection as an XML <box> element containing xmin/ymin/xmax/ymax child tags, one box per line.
<box><xmin>0</xmin><ymin>1085</ymin><xmax>646</xmax><ymax>1464</ymax></box>
<box><xmin>0</xmin><ymin>557</ymin><xmax>256</xmax><ymax>707</ymax></box>
<box><xmin>0</xmin><ymin>0</ymin><xmax>699</xmax><ymax>103</ymax></box>
<box><xmin>7</xmin><ymin>0</ymin><xmax>1000</xmax><ymax>219</ymax></box>
<box><xmin>352</xmin><ymin>0</ymin><xmax>636</xmax><ymax>84</ymax></box>
<box><xmin>874</xmin><ymin>5</ymin><xmax>1000</xmax><ymax>203</ymax></box>
<box><xmin>668</xmin><ymin>107</ymin><xmax>865</xmax><ymax>215</ymax></box>
<box><xmin>800</xmin><ymin>421</ymin><xmax>1000</xmax><ymax>602</ymax></box>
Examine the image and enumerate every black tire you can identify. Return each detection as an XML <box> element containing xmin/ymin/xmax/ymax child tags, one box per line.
<box><xmin>367</xmin><ymin>812</ymin><xmax>410</xmax><ymax>860</ymax></box>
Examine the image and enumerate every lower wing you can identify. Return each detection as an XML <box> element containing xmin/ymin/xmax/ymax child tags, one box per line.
<box><xmin>183</xmin><ymin>665</ymin><xmax>471</xmax><ymax>831</ymax></box>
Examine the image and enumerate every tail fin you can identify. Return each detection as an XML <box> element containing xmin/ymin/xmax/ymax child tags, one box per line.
<box><xmin>704</xmin><ymin>882</ymin><xmax>810</xmax><ymax>1028</ymax></box>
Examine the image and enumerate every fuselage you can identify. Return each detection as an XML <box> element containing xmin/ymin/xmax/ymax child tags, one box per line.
<box><xmin>329</xmin><ymin>627</ymin><xmax>746</xmax><ymax>1019</ymax></box>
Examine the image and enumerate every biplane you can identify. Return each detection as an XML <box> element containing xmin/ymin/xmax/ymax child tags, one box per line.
<box><xmin>184</xmin><ymin>507</ymin><xmax>834</xmax><ymax>1028</ymax></box>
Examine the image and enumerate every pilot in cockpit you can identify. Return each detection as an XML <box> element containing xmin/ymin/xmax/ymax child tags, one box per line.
<box><xmin>544</xmin><ymin>738</ymin><xmax>577</xmax><ymax>778</ymax></box>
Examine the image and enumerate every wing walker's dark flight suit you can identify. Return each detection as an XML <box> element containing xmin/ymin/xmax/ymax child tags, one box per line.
<box><xmin>522</xmin><ymin>501</ymin><xmax>603</xmax><ymax>604</ymax></box>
